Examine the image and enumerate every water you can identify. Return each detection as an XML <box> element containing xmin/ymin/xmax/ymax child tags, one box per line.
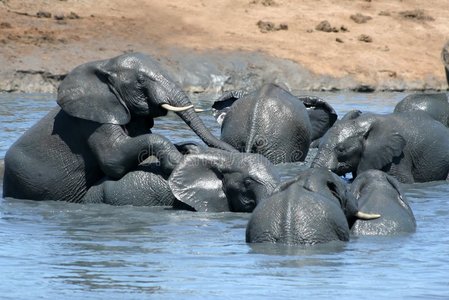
<box><xmin>1</xmin><ymin>92</ymin><xmax>449</xmax><ymax>299</ymax></box>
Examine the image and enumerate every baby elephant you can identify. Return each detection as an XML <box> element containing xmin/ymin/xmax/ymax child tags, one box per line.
<box><xmin>246</xmin><ymin>168</ymin><xmax>379</xmax><ymax>246</ymax></box>
<box><xmin>349</xmin><ymin>170</ymin><xmax>416</xmax><ymax>235</ymax></box>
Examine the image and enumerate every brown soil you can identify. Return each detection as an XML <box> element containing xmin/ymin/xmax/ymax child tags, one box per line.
<box><xmin>0</xmin><ymin>0</ymin><xmax>448</xmax><ymax>92</ymax></box>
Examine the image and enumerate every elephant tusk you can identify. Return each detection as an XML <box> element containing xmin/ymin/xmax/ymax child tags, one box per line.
<box><xmin>356</xmin><ymin>211</ymin><xmax>381</xmax><ymax>220</ymax></box>
<box><xmin>161</xmin><ymin>103</ymin><xmax>194</xmax><ymax>112</ymax></box>
<box><xmin>194</xmin><ymin>108</ymin><xmax>206</xmax><ymax>113</ymax></box>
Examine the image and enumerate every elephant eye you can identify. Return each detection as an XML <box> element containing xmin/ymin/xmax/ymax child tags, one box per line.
<box><xmin>335</xmin><ymin>144</ymin><xmax>346</xmax><ymax>154</ymax></box>
<box><xmin>137</xmin><ymin>73</ymin><xmax>152</xmax><ymax>85</ymax></box>
<box><xmin>244</xmin><ymin>178</ymin><xmax>254</xmax><ymax>188</ymax></box>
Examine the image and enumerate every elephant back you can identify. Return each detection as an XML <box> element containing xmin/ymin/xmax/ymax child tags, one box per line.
<box><xmin>246</xmin><ymin>181</ymin><xmax>350</xmax><ymax>245</ymax></box>
<box><xmin>221</xmin><ymin>83</ymin><xmax>312</xmax><ymax>164</ymax></box>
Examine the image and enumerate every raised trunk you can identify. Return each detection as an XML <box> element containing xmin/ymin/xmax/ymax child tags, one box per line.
<box><xmin>174</xmin><ymin>96</ymin><xmax>237</xmax><ymax>152</ymax></box>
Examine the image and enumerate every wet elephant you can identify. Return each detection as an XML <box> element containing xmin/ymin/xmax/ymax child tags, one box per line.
<box><xmin>312</xmin><ymin>110</ymin><xmax>449</xmax><ymax>183</ymax></box>
<box><xmin>246</xmin><ymin>168</ymin><xmax>379</xmax><ymax>245</ymax></box>
<box><xmin>3</xmin><ymin>52</ymin><xmax>235</xmax><ymax>202</ymax></box>
<box><xmin>394</xmin><ymin>93</ymin><xmax>449</xmax><ymax>127</ymax></box>
<box><xmin>212</xmin><ymin>83</ymin><xmax>337</xmax><ymax>164</ymax></box>
<box><xmin>83</xmin><ymin>149</ymin><xmax>280</xmax><ymax>212</ymax></box>
<box><xmin>349</xmin><ymin>170</ymin><xmax>416</xmax><ymax>235</ymax></box>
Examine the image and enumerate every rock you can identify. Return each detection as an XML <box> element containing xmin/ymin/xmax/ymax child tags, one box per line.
<box><xmin>54</xmin><ymin>14</ymin><xmax>65</xmax><ymax>20</ymax></box>
<box><xmin>250</xmin><ymin>0</ymin><xmax>277</xmax><ymax>6</ymax></box>
<box><xmin>379</xmin><ymin>11</ymin><xmax>391</xmax><ymax>16</ymax></box>
<box><xmin>67</xmin><ymin>12</ymin><xmax>81</xmax><ymax>19</ymax></box>
<box><xmin>257</xmin><ymin>20</ymin><xmax>288</xmax><ymax>33</ymax></box>
<box><xmin>399</xmin><ymin>10</ymin><xmax>434</xmax><ymax>22</ymax></box>
<box><xmin>336</xmin><ymin>38</ymin><xmax>343</xmax><ymax>43</ymax></box>
<box><xmin>0</xmin><ymin>22</ymin><xmax>12</xmax><ymax>29</ymax></box>
<box><xmin>36</xmin><ymin>11</ymin><xmax>52</xmax><ymax>18</ymax></box>
<box><xmin>350</xmin><ymin>13</ymin><xmax>372</xmax><ymax>24</ymax></box>
<box><xmin>358</xmin><ymin>34</ymin><xmax>373</xmax><ymax>43</ymax></box>
<box><xmin>315</xmin><ymin>20</ymin><xmax>338</xmax><ymax>32</ymax></box>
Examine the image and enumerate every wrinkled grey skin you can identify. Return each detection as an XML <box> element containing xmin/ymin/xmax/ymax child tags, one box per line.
<box><xmin>442</xmin><ymin>40</ymin><xmax>449</xmax><ymax>86</ymax></box>
<box><xmin>213</xmin><ymin>85</ymin><xmax>337</xmax><ymax>161</ymax></box>
<box><xmin>349</xmin><ymin>170</ymin><xmax>416</xmax><ymax>235</ymax></box>
<box><xmin>312</xmin><ymin>110</ymin><xmax>449</xmax><ymax>183</ymax></box>
<box><xmin>3</xmin><ymin>52</ymin><xmax>234</xmax><ymax>202</ymax></box>
<box><xmin>213</xmin><ymin>84</ymin><xmax>312</xmax><ymax>164</ymax></box>
<box><xmin>246</xmin><ymin>168</ymin><xmax>374</xmax><ymax>246</ymax></box>
<box><xmin>169</xmin><ymin>149</ymin><xmax>280</xmax><ymax>212</ymax></box>
<box><xmin>394</xmin><ymin>93</ymin><xmax>449</xmax><ymax>127</ymax></box>
<box><xmin>81</xmin><ymin>142</ymin><xmax>201</xmax><ymax>206</ymax></box>
<box><xmin>82</xmin><ymin>160</ymin><xmax>176</xmax><ymax>206</ymax></box>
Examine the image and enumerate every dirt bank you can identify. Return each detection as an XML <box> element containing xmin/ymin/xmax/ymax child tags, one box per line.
<box><xmin>0</xmin><ymin>0</ymin><xmax>448</xmax><ymax>93</ymax></box>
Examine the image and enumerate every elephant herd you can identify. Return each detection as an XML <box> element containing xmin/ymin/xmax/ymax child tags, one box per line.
<box><xmin>3</xmin><ymin>51</ymin><xmax>449</xmax><ymax>246</ymax></box>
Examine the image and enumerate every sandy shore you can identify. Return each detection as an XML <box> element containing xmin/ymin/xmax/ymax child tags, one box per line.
<box><xmin>0</xmin><ymin>0</ymin><xmax>448</xmax><ymax>93</ymax></box>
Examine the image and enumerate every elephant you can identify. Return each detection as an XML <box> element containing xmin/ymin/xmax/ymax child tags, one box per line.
<box><xmin>311</xmin><ymin>110</ymin><xmax>449</xmax><ymax>183</ymax></box>
<box><xmin>246</xmin><ymin>168</ymin><xmax>380</xmax><ymax>246</ymax></box>
<box><xmin>394</xmin><ymin>93</ymin><xmax>449</xmax><ymax>127</ymax></box>
<box><xmin>442</xmin><ymin>40</ymin><xmax>449</xmax><ymax>86</ymax></box>
<box><xmin>82</xmin><ymin>149</ymin><xmax>280</xmax><ymax>212</ymax></box>
<box><xmin>168</xmin><ymin>149</ymin><xmax>280</xmax><ymax>212</ymax></box>
<box><xmin>348</xmin><ymin>170</ymin><xmax>416</xmax><ymax>235</ymax></box>
<box><xmin>3</xmin><ymin>52</ymin><xmax>235</xmax><ymax>202</ymax></box>
<box><xmin>211</xmin><ymin>83</ymin><xmax>337</xmax><ymax>164</ymax></box>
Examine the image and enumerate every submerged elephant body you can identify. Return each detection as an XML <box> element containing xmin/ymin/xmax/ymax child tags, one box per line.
<box><xmin>394</xmin><ymin>93</ymin><xmax>449</xmax><ymax>127</ymax></box>
<box><xmin>312</xmin><ymin>110</ymin><xmax>449</xmax><ymax>183</ymax></box>
<box><xmin>214</xmin><ymin>84</ymin><xmax>337</xmax><ymax>163</ymax></box>
<box><xmin>219</xmin><ymin>84</ymin><xmax>312</xmax><ymax>164</ymax></box>
<box><xmin>246</xmin><ymin>168</ymin><xmax>379</xmax><ymax>245</ymax></box>
<box><xmin>80</xmin><ymin>149</ymin><xmax>280</xmax><ymax>211</ymax></box>
<box><xmin>349</xmin><ymin>170</ymin><xmax>416</xmax><ymax>235</ymax></box>
<box><xmin>3</xmin><ymin>53</ymin><xmax>234</xmax><ymax>202</ymax></box>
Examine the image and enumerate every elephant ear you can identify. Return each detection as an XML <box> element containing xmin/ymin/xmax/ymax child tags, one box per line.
<box><xmin>168</xmin><ymin>152</ymin><xmax>230</xmax><ymax>212</ymax></box>
<box><xmin>341</xmin><ymin>110</ymin><xmax>363</xmax><ymax>122</ymax></box>
<box><xmin>57</xmin><ymin>59</ymin><xmax>130</xmax><ymax>125</ymax></box>
<box><xmin>300</xmin><ymin>96</ymin><xmax>338</xmax><ymax>140</ymax></box>
<box><xmin>211</xmin><ymin>90</ymin><xmax>246</xmax><ymax>125</ymax></box>
<box><xmin>357</xmin><ymin>121</ymin><xmax>406</xmax><ymax>174</ymax></box>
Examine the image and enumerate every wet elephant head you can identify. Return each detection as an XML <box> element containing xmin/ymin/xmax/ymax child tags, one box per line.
<box><xmin>311</xmin><ymin>111</ymin><xmax>406</xmax><ymax>177</ymax></box>
<box><xmin>57</xmin><ymin>52</ymin><xmax>235</xmax><ymax>151</ymax></box>
<box><xmin>168</xmin><ymin>150</ymin><xmax>280</xmax><ymax>212</ymax></box>
<box><xmin>349</xmin><ymin>170</ymin><xmax>416</xmax><ymax>235</ymax></box>
<box><xmin>246</xmin><ymin>168</ymin><xmax>380</xmax><ymax>245</ymax></box>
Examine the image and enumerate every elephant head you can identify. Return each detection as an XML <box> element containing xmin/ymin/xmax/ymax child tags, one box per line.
<box><xmin>311</xmin><ymin>111</ymin><xmax>406</xmax><ymax>177</ymax></box>
<box><xmin>348</xmin><ymin>170</ymin><xmax>416</xmax><ymax>235</ymax></box>
<box><xmin>246</xmin><ymin>168</ymin><xmax>380</xmax><ymax>245</ymax></box>
<box><xmin>57</xmin><ymin>52</ymin><xmax>235</xmax><ymax>151</ymax></box>
<box><xmin>168</xmin><ymin>149</ymin><xmax>280</xmax><ymax>212</ymax></box>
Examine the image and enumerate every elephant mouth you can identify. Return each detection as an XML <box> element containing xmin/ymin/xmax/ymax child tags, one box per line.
<box><xmin>335</xmin><ymin>163</ymin><xmax>353</xmax><ymax>176</ymax></box>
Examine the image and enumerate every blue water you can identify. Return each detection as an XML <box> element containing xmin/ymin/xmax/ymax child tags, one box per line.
<box><xmin>1</xmin><ymin>92</ymin><xmax>449</xmax><ymax>299</ymax></box>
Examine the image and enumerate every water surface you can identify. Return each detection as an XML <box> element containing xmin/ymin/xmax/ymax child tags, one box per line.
<box><xmin>1</xmin><ymin>92</ymin><xmax>448</xmax><ymax>299</ymax></box>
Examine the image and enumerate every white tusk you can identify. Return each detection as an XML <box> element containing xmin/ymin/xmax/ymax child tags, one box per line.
<box><xmin>356</xmin><ymin>211</ymin><xmax>381</xmax><ymax>220</ymax></box>
<box><xmin>161</xmin><ymin>103</ymin><xmax>193</xmax><ymax>112</ymax></box>
<box><xmin>194</xmin><ymin>108</ymin><xmax>206</xmax><ymax>113</ymax></box>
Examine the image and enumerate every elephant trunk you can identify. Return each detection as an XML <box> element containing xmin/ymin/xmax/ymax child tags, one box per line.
<box><xmin>173</xmin><ymin>94</ymin><xmax>237</xmax><ymax>152</ymax></box>
<box><xmin>311</xmin><ymin>149</ymin><xmax>338</xmax><ymax>171</ymax></box>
